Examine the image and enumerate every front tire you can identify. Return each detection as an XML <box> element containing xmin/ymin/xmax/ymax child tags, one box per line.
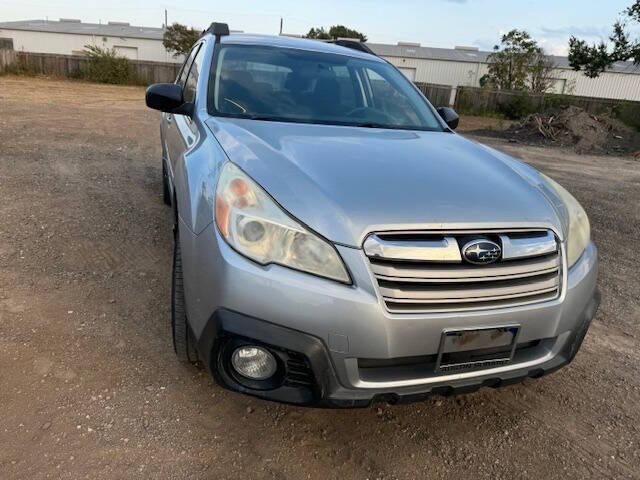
<box><xmin>171</xmin><ymin>231</ymin><xmax>199</xmax><ymax>364</ymax></box>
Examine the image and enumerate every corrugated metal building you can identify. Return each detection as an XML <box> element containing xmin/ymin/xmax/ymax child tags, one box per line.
<box><xmin>0</xmin><ymin>19</ymin><xmax>179</xmax><ymax>63</ymax></box>
<box><xmin>368</xmin><ymin>43</ymin><xmax>640</xmax><ymax>101</ymax></box>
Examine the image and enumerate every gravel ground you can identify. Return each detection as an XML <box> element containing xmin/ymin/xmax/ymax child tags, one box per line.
<box><xmin>1</xmin><ymin>76</ymin><xmax>639</xmax><ymax>480</ymax></box>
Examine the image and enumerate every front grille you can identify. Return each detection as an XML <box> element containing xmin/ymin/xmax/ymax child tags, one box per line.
<box><xmin>364</xmin><ymin>230</ymin><xmax>562</xmax><ymax>313</ymax></box>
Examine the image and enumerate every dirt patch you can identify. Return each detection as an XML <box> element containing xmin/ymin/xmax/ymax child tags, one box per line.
<box><xmin>471</xmin><ymin>106</ymin><xmax>640</xmax><ymax>155</ymax></box>
<box><xmin>1</xmin><ymin>76</ymin><xmax>640</xmax><ymax>479</ymax></box>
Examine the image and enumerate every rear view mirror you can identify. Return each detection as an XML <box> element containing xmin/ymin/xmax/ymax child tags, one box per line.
<box><xmin>437</xmin><ymin>107</ymin><xmax>459</xmax><ymax>130</ymax></box>
<box><xmin>145</xmin><ymin>83</ymin><xmax>193</xmax><ymax>116</ymax></box>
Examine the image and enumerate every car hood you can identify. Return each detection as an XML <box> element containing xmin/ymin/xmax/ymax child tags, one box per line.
<box><xmin>206</xmin><ymin>118</ymin><xmax>562</xmax><ymax>247</ymax></box>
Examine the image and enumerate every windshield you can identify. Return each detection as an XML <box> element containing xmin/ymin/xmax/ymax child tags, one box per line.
<box><xmin>208</xmin><ymin>44</ymin><xmax>445</xmax><ymax>131</ymax></box>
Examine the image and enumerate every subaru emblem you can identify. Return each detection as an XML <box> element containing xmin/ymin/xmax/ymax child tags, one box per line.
<box><xmin>462</xmin><ymin>239</ymin><xmax>502</xmax><ymax>265</ymax></box>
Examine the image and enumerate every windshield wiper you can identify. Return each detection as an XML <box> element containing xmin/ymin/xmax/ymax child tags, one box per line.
<box><xmin>221</xmin><ymin>114</ymin><xmax>438</xmax><ymax>131</ymax></box>
<box><xmin>352</xmin><ymin>122</ymin><xmax>388</xmax><ymax>129</ymax></box>
<box><xmin>351</xmin><ymin>122</ymin><xmax>439</xmax><ymax>131</ymax></box>
<box><xmin>246</xmin><ymin>114</ymin><xmax>282</xmax><ymax>121</ymax></box>
<box><xmin>225</xmin><ymin>114</ymin><xmax>287</xmax><ymax>122</ymax></box>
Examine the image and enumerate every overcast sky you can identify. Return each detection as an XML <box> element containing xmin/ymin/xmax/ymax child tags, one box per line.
<box><xmin>1</xmin><ymin>0</ymin><xmax>637</xmax><ymax>55</ymax></box>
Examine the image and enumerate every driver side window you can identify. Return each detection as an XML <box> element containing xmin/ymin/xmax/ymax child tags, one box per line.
<box><xmin>176</xmin><ymin>45</ymin><xmax>199</xmax><ymax>88</ymax></box>
<box><xmin>183</xmin><ymin>44</ymin><xmax>205</xmax><ymax>103</ymax></box>
<box><xmin>364</xmin><ymin>68</ymin><xmax>421</xmax><ymax>125</ymax></box>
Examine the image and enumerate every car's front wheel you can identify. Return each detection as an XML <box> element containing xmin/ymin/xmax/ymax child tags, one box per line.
<box><xmin>171</xmin><ymin>231</ymin><xmax>199</xmax><ymax>364</ymax></box>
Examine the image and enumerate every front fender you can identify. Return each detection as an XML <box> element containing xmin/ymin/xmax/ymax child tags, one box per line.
<box><xmin>172</xmin><ymin>119</ymin><xmax>227</xmax><ymax>235</ymax></box>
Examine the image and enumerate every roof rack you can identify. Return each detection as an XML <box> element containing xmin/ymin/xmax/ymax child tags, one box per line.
<box><xmin>207</xmin><ymin>22</ymin><xmax>230</xmax><ymax>43</ymax></box>
<box><xmin>326</xmin><ymin>39</ymin><xmax>376</xmax><ymax>56</ymax></box>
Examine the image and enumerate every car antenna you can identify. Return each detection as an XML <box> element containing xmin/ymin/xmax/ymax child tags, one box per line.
<box><xmin>208</xmin><ymin>22</ymin><xmax>230</xmax><ymax>44</ymax></box>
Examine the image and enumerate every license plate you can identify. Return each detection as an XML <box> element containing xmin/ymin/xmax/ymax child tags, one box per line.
<box><xmin>435</xmin><ymin>325</ymin><xmax>520</xmax><ymax>372</ymax></box>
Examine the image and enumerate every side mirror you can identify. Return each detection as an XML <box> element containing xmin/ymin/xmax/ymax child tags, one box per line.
<box><xmin>437</xmin><ymin>107</ymin><xmax>459</xmax><ymax>130</ymax></box>
<box><xmin>145</xmin><ymin>83</ymin><xmax>193</xmax><ymax>116</ymax></box>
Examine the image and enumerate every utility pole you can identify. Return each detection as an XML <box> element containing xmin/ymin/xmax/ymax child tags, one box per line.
<box><xmin>279</xmin><ymin>17</ymin><xmax>283</xmax><ymax>35</ymax></box>
<box><xmin>164</xmin><ymin>9</ymin><xmax>168</xmax><ymax>29</ymax></box>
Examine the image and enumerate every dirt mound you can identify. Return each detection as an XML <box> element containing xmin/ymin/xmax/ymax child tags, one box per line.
<box><xmin>481</xmin><ymin>106</ymin><xmax>640</xmax><ymax>155</ymax></box>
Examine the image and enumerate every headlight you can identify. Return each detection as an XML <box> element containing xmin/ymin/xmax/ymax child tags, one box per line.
<box><xmin>215</xmin><ymin>162</ymin><xmax>350</xmax><ymax>283</ymax></box>
<box><xmin>541</xmin><ymin>174</ymin><xmax>590</xmax><ymax>268</ymax></box>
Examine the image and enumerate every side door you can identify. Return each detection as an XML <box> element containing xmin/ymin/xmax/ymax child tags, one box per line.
<box><xmin>164</xmin><ymin>43</ymin><xmax>203</xmax><ymax>183</ymax></box>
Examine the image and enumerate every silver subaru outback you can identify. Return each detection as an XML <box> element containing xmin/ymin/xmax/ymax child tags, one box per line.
<box><xmin>146</xmin><ymin>23</ymin><xmax>599</xmax><ymax>407</ymax></box>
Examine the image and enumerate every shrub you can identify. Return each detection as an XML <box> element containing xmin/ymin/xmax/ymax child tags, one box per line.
<box><xmin>81</xmin><ymin>45</ymin><xmax>134</xmax><ymax>84</ymax></box>
<box><xmin>497</xmin><ymin>93</ymin><xmax>537</xmax><ymax>119</ymax></box>
<box><xmin>543</xmin><ymin>95</ymin><xmax>573</xmax><ymax>111</ymax></box>
<box><xmin>613</xmin><ymin>102</ymin><xmax>640</xmax><ymax>131</ymax></box>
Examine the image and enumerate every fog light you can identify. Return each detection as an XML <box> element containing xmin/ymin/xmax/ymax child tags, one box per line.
<box><xmin>231</xmin><ymin>346</ymin><xmax>277</xmax><ymax>380</ymax></box>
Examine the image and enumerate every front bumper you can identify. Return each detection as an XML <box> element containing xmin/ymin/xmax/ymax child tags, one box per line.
<box><xmin>182</xmin><ymin>221</ymin><xmax>599</xmax><ymax>407</ymax></box>
<box><xmin>198</xmin><ymin>289</ymin><xmax>599</xmax><ymax>407</ymax></box>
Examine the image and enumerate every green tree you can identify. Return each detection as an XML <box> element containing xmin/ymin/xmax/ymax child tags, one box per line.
<box><xmin>529</xmin><ymin>51</ymin><xmax>558</xmax><ymax>93</ymax></box>
<box><xmin>486</xmin><ymin>29</ymin><xmax>556</xmax><ymax>92</ymax></box>
<box><xmin>328</xmin><ymin>25</ymin><xmax>367</xmax><ymax>42</ymax></box>
<box><xmin>569</xmin><ymin>1</ymin><xmax>640</xmax><ymax>77</ymax></box>
<box><xmin>306</xmin><ymin>25</ymin><xmax>367</xmax><ymax>42</ymax></box>
<box><xmin>163</xmin><ymin>23</ymin><xmax>200</xmax><ymax>57</ymax></box>
<box><xmin>306</xmin><ymin>27</ymin><xmax>332</xmax><ymax>40</ymax></box>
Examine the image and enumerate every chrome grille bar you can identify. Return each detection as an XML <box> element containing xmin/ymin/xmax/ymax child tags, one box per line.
<box><xmin>378</xmin><ymin>273</ymin><xmax>559</xmax><ymax>302</ymax></box>
<box><xmin>500</xmin><ymin>231</ymin><xmax>557</xmax><ymax>259</ymax></box>
<box><xmin>370</xmin><ymin>254</ymin><xmax>560</xmax><ymax>283</ymax></box>
<box><xmin>363</xmin><ymin>235</ymin><xmax>462</xmax><ymax>262</ymax></box>
<box><xmin>365</xmin><ymin>229</ymin><xmax>562</xmax><ymax>313</ymax></box>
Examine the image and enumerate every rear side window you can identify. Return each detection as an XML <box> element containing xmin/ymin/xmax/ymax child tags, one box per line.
<box><xmin>183</xmin><ymin>44</ymin><xmax>205</xmax><ymax>103</ymax></box>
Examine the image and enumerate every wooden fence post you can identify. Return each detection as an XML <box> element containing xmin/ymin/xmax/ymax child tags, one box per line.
<box><xmin>0</xmin><ymin>49</ymin><xmax>17</xmax><ymax>71</ymax></box>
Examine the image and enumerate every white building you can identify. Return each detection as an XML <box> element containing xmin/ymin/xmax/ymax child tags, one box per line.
<box><xmin>2</xmin><ymin>19</ymin><xmax>639</xmax><ymax>100</ymax></box>
<box><xmin>0</xmin><ymin>18</ymin><xmax>179</xmax><ymax>63</ymax></box>
<box><xmin>368</xmin><ymin>42</ymin><xmax>640</xmax><ymax>101</ymax></box>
